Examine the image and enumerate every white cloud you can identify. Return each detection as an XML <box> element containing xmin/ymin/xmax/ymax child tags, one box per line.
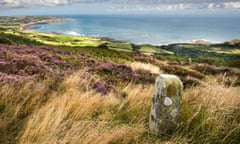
<box><xmin>1</xmin><ymin>0</ymin><xmax>240</xmax><ymax>10</ymax></box>
<box><xmin>1</xmin><ymin>0</ymin><xmax>71</xmax><ymax>7</ymax></box>
<box><xmin>224</xmin><ymin>2</ymin><xmax>240</xmax><ymax>8</ymax></box>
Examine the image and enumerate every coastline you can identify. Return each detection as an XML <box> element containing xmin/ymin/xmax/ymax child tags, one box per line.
<box><xmin>20</xmin><ymin>18</ymin><xmax>72</xmax><ymax>31</ymax></box>
<box><xmin>17</xmin><ymin>17</ymin><xmax>238</xmax><ymax>47</ymax></box>
<box><xmin>1</xmin><ymin>15</ymin><xmax>239</xmax><ymax>47</ymax></box>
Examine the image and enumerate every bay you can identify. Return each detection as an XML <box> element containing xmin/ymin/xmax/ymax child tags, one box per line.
<box><xmin>32</xmin><ymin>14</ymin><xmax>240</xmax><ymax>45</ymax></box>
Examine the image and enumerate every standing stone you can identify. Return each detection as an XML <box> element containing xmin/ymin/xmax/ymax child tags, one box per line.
<box><xmin>149</xmin><ymin>74</ymin><xmax>183</xmax><ymax>136</ymax></box>
<box><xmin>188</xmin><ymin>58</ymin><xmax>192</xmax><ymax>65</ymax></box>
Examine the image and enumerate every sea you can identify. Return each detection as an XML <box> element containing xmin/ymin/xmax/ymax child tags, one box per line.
<box><xmin>31</xmin><ymin>14</ymin><xmax>240</xmax><ymax>45</ymax></box>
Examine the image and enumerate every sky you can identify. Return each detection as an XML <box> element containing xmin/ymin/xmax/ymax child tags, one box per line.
<box><xmin>0</xmin><ymin>0</ymin><xmax>240</xmax><ymax>15</ymax></box>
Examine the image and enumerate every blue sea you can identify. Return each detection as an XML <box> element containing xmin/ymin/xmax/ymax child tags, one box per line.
<box><xmin>32</xmin><ymin>14</ymin><xmax>240</xmax><ymax>45</ymax></box>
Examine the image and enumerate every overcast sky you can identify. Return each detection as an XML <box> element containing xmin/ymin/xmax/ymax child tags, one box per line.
<box><xmin>0</xmin><ymin>0</ymin><xmax>240</xmax><ymax>15</ymax></box>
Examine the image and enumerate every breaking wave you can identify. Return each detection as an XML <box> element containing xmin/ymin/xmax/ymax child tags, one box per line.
<box><xmin>65</xmin><ymin>31</ymin><xmax>83</xmax><ymax>36</ymax></box>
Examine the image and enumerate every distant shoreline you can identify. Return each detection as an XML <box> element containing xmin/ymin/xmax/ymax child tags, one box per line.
<box><xmin>24</xmin><ymin>23</ymin><xmax>225</xmax><ymax>46</ymax></box>
<box><xmin>19</xmin><ymin>16</ymin><xmax>238</xmax><ymax>46</ymax></box>
<box><xmin>20</xmin><ymin>18</ymin><xmax>72</xmax><ymax>31</ymax></box>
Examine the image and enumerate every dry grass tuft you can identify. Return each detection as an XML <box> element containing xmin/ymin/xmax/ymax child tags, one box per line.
<box><xmin>19</xmin><ymin>71</ymin><xmax>154</xmax><ymax>144</ymax></box>
<box><xmin>177</xmin><ymin>83</ymin><xmax>240</xmax><ymax>143</ymax></box>
<box><xmin>184</xmin><ymin>84</ymin><xmax>240</xmax><ymax>108</ymax></box>
<box><xmin>126</xmin><ymin>62</ymin><xmax>162</xmax><ymax>74</ymax></box>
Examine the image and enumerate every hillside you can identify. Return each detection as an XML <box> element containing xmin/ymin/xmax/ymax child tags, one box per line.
<box><xmin>0</xmin><ymin>17</ymin><xmax>240</xmax><ymax>144</ymax></box>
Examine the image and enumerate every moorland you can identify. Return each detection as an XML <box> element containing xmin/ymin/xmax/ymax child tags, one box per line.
<box><xmin>0</xmin><ymin>16</ymin><xmax>240</xmax><ymax>144</ymax></box>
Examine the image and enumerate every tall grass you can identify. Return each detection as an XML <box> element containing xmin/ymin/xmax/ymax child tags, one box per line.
<box><xmin>0</xmin><ymin>80</ymin><xmax>50</xmax><ymax>143</ymax></box>
<box><xmin>126</xmin><ymin>62</ymin><xmax>162</xmax><ymax>74</ymax></box>
<box><xmin>176</xmin><ymin>84</ymin><xmax>240</xmax><ymax>143</ymax></box>
<box><xmin>0</xmin><ymin>71</ymin><xmax>239</xmax><ymax>143</ymax></box>
<box><xmin>19</xmin><ymin>71</ymin><xmax>154</xmax><ymax>144</ymax></box>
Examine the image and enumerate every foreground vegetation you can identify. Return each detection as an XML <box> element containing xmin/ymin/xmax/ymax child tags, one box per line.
<box><xmin>0</xmin><ymin>16</ymin><xmax>240</xmax><ymax>143</ymax></box>
<box><xmin>1</xmin><ymin>70</ymin><xmax>239</xmax><ymax>144</ymax></box>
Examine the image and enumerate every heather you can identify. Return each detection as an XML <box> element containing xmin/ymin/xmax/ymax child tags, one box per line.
<box><xmin>0</xmin><ymin>17</ymin><xmax>240</xmax><ymax>143</ymax></box>
<box><xmin>0</xmin><ymin>41</ymin><xmax>240</xmax><ymax>143</ymax></box>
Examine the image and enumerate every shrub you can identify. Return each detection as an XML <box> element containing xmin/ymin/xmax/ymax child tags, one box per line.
<box><xmin>226</xmin><ymin>60</ymin><xmax>240</xmax><ymax>68</ymax></box>
<box><xmin>0</xmin><ymin>36</ymin><xmax>13</xmax><ymax>44</ymax></box>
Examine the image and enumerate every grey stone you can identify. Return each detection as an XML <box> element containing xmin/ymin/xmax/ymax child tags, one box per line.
<box><xmin>188</xmin><ymin>57</ymin><xmax>192</xmax><ymax>65</ymax></box>
<box><xmin>149</xmin><ymin>74</ymin><xmax>183</xmax><ymax>136</ymax></box>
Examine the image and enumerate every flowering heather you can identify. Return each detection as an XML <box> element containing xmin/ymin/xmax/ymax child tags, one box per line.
<box><xmin>93</xmin><ymin>80</ymin><xmax>113</xmax><ymax>95</ymax></box>
<box><xmin>0</xmin><ymin>72</ymin><xmax>29</xmax><ymax>82</ymax></box>
<box><xmin>0</xmin><ymin>44</ymin><xmax>156</xmax><ymax>88</ymax></box>
<box><xmin>0</xmin><ymin>44</ymin><xmax>73</xmax><ymax>81</ymax></box>
<box><xmin>90</xmin><ymin>61</ymin><xmax>155</xmax><ymax>84</ymax></box>
<box><xmin>191</xmin><ymin>63</ymin><xmax>240</xmax><ymax>86</ymax></box>
<box><xmin>191</xmin><ymin>63</ymin><xmax>232</xmax><ymax>75</ymax></box>
<box><xmin>132</xmin><ymin>53</ymin><xmax>155</xmax><ymax>63</ymax></box>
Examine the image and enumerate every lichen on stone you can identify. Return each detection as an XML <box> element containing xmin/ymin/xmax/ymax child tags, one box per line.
<box><xmin>164</xmin><ymin>97</ymin><xmax>173</xmax><ymax>106</ymax></box>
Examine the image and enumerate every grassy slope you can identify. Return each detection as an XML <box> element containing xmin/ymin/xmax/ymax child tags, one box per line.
<box><xmin>0</xmin><ymin>18</ymin><xmax>240</xmax><ymax>143</ymax></box>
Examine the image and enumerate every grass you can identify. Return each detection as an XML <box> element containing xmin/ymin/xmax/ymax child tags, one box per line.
<box><xmin>138</xmin><ymin>44</ymin><xmax>174</xmax><ymax>55</ymax></box>
<box><xmin>2</xmin><ymin>30</ymin><xmax>104</xmax><ymax>47</ymax></box>
<box><xmin>107</xmin><ymin>42</ymin><xmax>133</xmax><ymax>52</ymax></box>
<box><xmin>158</xmin><ymin>43</ymin><xmax>240</xmax><ymax>67</ymax></box>
<box><xmin>179</xmin><ymin>84</ymin><xmax>240</xmax><ymax>143</ymax></box>
<box><xmin>0</xmin><ymin>71</ymin><xmax>239</xmax><ymax>144</ymax></box>
<box><xmin>126</xmin><ymin>61</ymin><xmax>162</xmax><ymax>74</ymax></box>
<box><xmin>16</xmin><ymin>71</ymin><xmax>154</xmax><ymax>144</ymax></box>
<box><xmin>0</xmin><ymin>16</ymin><xmax>240</xmax><ymax>144</ymax></box>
